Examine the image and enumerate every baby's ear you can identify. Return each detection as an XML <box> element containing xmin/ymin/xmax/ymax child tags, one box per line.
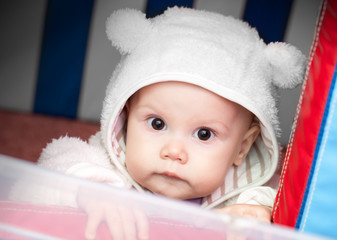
<box><xmin>264</xmin><ymin>42</ymin><xmax>306</xmax><ymax>88</ymax></box>
<box><xmin>234</xmin><ymin>125</ymin><xmax>261</xmax><ymax>166</ymax></box>
<box><xmin>106</xmin><ymin>9</ymin><xmax>153</xmax><ymax>55</ymax></box>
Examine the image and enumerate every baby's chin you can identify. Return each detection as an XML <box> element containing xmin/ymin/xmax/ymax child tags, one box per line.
<box><xmin>139</xmin><ymin>178</ymin><xmax>211</xmax><ymax>200</ymax></box>
<box><xmin>149</xmin><ymin>188</ymin><xmax>203</xmax><ymax>200</ymax></box>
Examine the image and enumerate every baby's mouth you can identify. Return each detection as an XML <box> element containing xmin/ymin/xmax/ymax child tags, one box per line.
<box><xmin>160</xmin><ymin>171</ymin><xmax>183</xmax><ymax>181</ymax></box>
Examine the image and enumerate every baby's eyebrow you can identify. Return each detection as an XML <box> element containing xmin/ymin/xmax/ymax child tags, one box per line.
<box><xmin>132</xmin><ymin>104</ymin><xmax>163</xmax><ymax>116</ymax></box>
<box><xmin>135</xmin><ymin>104</ymin><xmax>157</xmax><ymax>111</ymax></box>
<box><xmin>197</xmin><ymin>119</ymin><xmax>230</xmax><ymax>133</ymax></box>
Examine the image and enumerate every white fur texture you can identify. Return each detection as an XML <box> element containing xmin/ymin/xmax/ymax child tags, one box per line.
<box><xmin>102</xmin><ymin>7</ymin><xmax>306</xmax><ymax>144</ymax></box>
<box><xmin>106</xmin><ymin>8</ymin><xmax>152</xmax><ymax>54</ymax></box>
<box><xmin>10</xmin><ymin>135</ymin><xmax>129</xmax><ymax>207</ymax></box>
<box><xmin>265</xmin><ymin>42</ymin><xmax>306</xmax><ymax>88</ymax></box>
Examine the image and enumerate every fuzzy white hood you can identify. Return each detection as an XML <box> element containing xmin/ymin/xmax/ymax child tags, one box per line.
<box><xmin>100</xmin><ymin>7</ymin><xmax>306</xmax><ymax>208</ymax></box>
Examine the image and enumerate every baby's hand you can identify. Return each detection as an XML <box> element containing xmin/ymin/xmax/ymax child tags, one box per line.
<box><xmin>77</xmin><ymin>190</ymin><xmax>149</xmax><ymax>240</ymax></box>
<box><xmin>217</xmin><ymin>204</ymin><xmax>272</xmax><ymax>223</ymax></box>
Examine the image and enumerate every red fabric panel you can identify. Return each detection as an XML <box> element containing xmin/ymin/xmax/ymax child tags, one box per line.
<box><xmin>272</xmin><ymin>0</ymin><xmax>337</xmax><ymax>227</ymax></box>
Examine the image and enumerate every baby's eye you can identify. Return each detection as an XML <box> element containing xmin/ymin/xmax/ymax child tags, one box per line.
<box><xmin>147</xmin><ymin>117</ymin><xmax>166</xmax><ymax>130</ymax></box>
<box><xmin>194</xmin><ymin>128</ymin><xmax>215</xmax><ymax>141</ymax></box>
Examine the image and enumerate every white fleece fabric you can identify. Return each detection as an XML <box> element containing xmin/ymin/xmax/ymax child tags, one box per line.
<box><xmin>10</xmin><ymin>7</ymin><xmax>306</xmax><ymax>210</ymax></box>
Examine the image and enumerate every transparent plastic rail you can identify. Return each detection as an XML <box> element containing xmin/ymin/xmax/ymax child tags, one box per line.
<box><xmin>0</xmin><ymin>154</ymin><xmax>331</xmax><ymax>240</ymax></box>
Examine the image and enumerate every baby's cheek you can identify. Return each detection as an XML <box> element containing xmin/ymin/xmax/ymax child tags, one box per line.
<box><xmin>207</xmin><ymin>168</ymin><xmax>229</xmax><ymax>192</ymax></box>
<box><xmin>125</xmin><ymin>155</ymin><xmax>144</xmax><ymax>181</ymax></box>
<box><xmin>192</xmin><ymin>175</ymin><xmax>223</xmax><ymax>197</ymax></box>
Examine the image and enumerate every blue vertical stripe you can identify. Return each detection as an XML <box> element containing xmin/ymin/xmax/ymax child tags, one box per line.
<box><xmin>145</xmin><ymin>0</ymin><xmax>194</xmax><ymax>18</ymax></box>
<box><xmin>243</xmin><ymin>0</ymin><xmax>293</xmax><ymax>43</ymax></box>
<box><xmin>296</xmin><ymin>64</ymin><xmax>337</xmax><ymax>231</ymax></box>
<box><xmin>34</xmin><ymin>0</ymin><xmax>94</xmax><ymax>118</ymax></box>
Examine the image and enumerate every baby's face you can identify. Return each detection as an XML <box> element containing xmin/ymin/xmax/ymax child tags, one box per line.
<box><xmin>125</xmin><ymin>82</ymin><xmax>252</xmax><ymax>199</ymax></box>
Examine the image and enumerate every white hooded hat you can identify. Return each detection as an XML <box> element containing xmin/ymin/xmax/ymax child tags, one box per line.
<box><xmin>100</xmin><ymin>7</ymin><xmax>306</xmax><ymax>208</ymax></box>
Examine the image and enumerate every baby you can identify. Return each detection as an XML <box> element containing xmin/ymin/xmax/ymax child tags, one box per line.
<box><xmin>11</xmin><ymin>7</ymin><xmax>306</xmax><ymax>240</ymax></box>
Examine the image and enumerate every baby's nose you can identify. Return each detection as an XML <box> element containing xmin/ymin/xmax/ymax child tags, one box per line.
<box><xmin>160</xmin><ymin>139</ymin><xmax>188</xmax><ymax>164</ymax></box>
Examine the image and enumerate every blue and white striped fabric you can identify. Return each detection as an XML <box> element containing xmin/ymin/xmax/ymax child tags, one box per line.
<box><xmin>0</xmin><ymin>0</ymin><xmax>321</xmax><ymax>145</ymax></box>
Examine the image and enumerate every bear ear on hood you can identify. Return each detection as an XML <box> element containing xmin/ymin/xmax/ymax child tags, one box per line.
<box><xmin>106</xmin><ymin>9</ymin><xmax>153</xmax><ymax>55</ymax></box>
<box><xmin>265</xmin><ymin>42</ymin><xmax>306</xmax><ymax>89</ymax></box>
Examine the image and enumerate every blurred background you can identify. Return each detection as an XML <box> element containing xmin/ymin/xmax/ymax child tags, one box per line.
<box><xmin>0</xmin><ymin>0</ymin><xmax>321</xmax><ymax>146</ymax></box>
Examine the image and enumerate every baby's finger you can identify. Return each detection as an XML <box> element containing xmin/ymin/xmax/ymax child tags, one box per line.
<box><xmin>133</xmin><ymin>208</ymin><xmax>149</xmax><ymax>240</ymax></box>
<box><xmin>85</xmin><ymin>210</ymin><xmax>103</xmax><ymax>240</ymax></box>
<box><xmin>105</xmin><ymin>205</ymin><xmax>127</xmax><ymax>240</ymax></box>
<box><xmin>119</xmin><ymin>205</ymin><xmax>137</xmax><ymax>240</ymax></box>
